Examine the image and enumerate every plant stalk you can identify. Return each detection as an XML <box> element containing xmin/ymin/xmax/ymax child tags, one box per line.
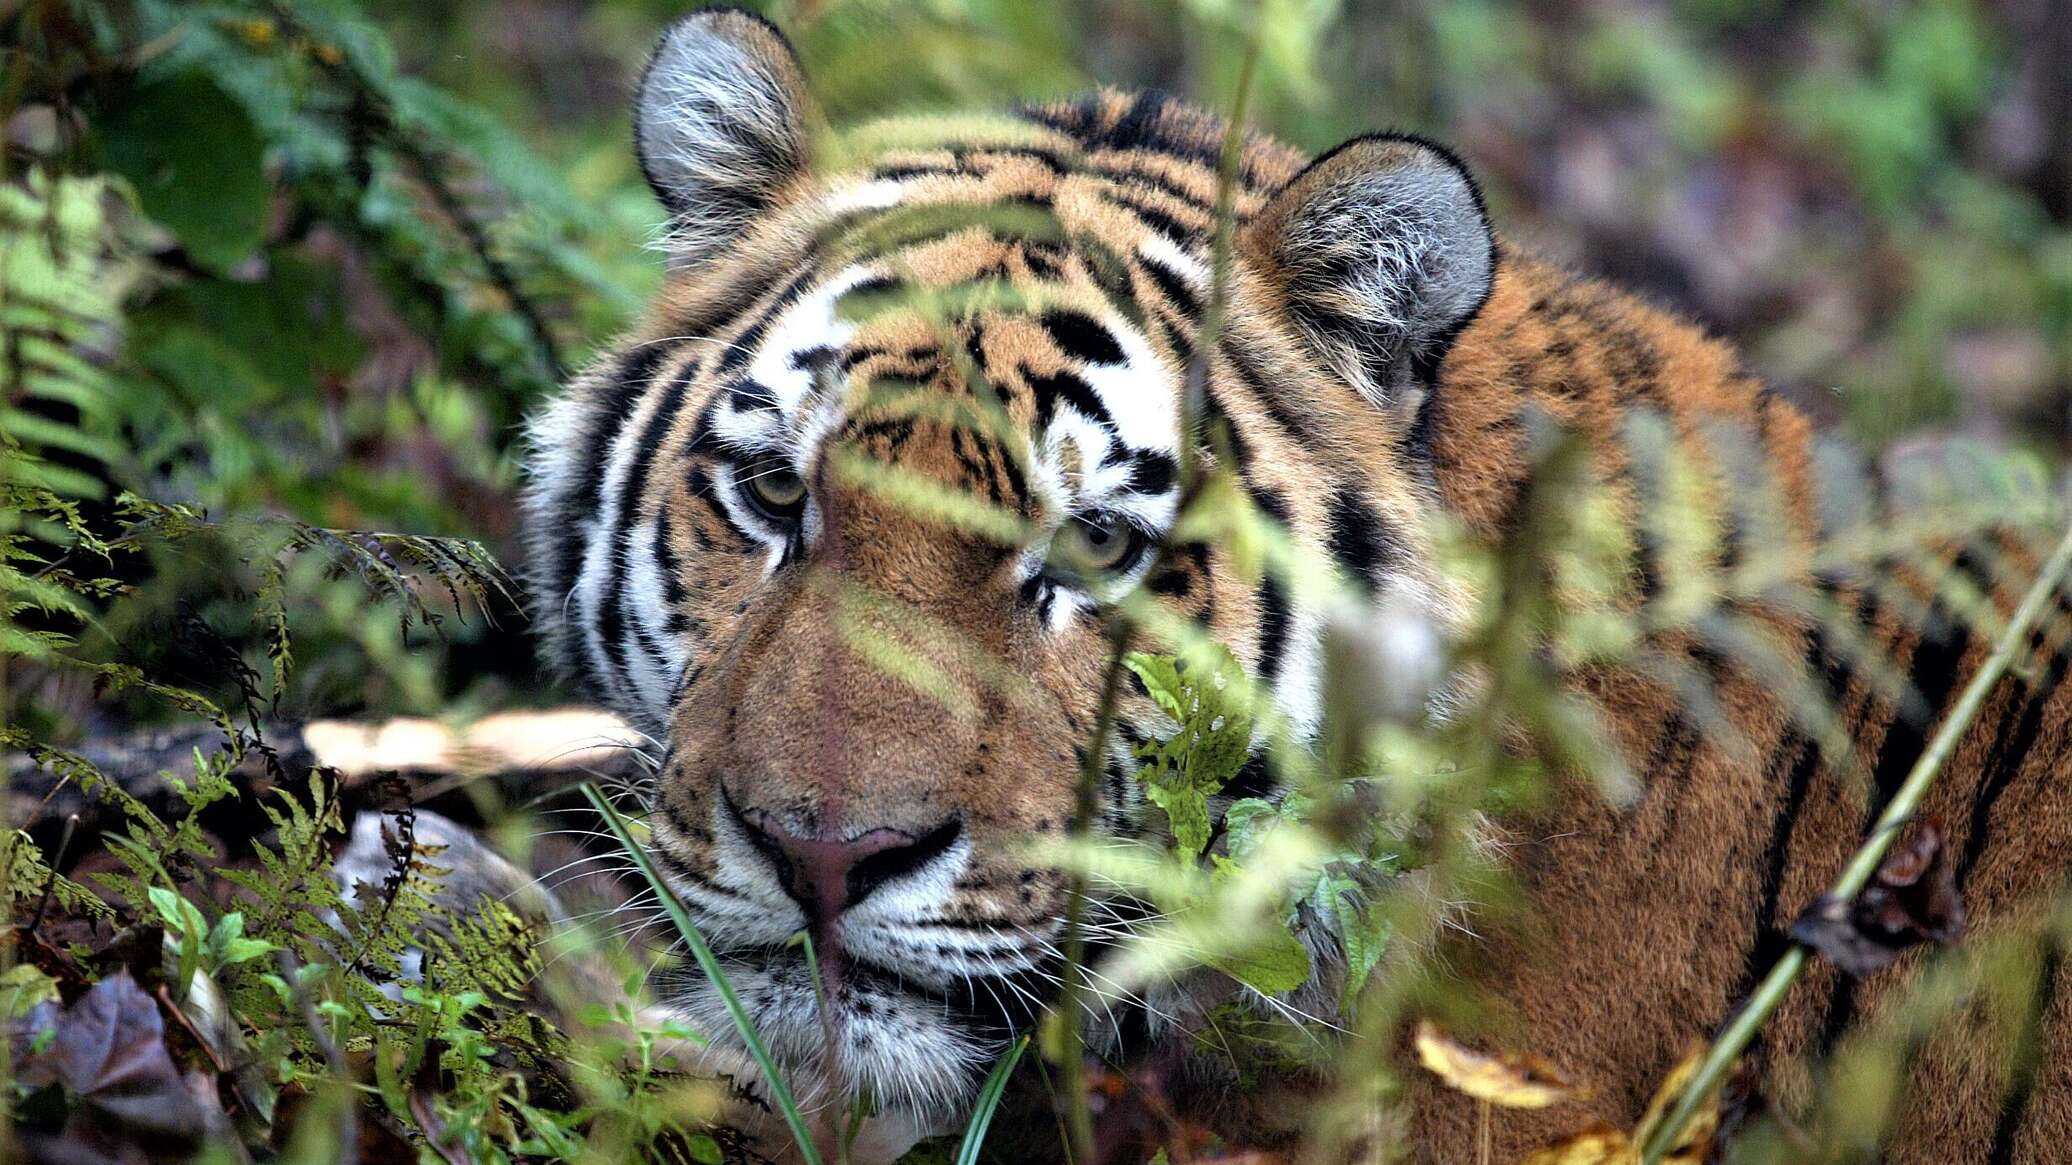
<box><xmin>1056</xmin><ymin>617</ymin><xmax>1134</xmax><ymax>1165</ymax></box>
<box><xmin>1640</xmin><ymin>516</ymin><xmax>2072</xmax><ymax>1162</ymax></box>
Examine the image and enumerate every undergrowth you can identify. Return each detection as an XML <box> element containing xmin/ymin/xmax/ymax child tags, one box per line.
<box><xmin>4</xmin><ymin>2</ymin><xmax>2071</xmax><ymax>1164</ymax></box>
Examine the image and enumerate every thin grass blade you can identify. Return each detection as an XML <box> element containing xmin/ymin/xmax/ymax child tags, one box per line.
<box><xmin>578</xmin><ymin>782</ymin><xmax>826</xmax><ymax>1165</ymax></box>
<box><xmin>954</xmin><ymin>1033</ymin><xmax>1031</xmax><ymax>1165</ymax></box>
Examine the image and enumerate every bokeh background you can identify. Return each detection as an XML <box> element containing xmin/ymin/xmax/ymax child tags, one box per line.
<box><xmin>8</xmin><ymin>0</ymin><xmax>2068</xmax><ymax>731</ymax></box>
<box><xmin>394</xmin><ymin>0</ymin><xmax>2072</xmax><ymax>454</ymax></box>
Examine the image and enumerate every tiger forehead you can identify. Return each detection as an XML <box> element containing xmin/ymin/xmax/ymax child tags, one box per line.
<box><xmin>687</xmin><ymin>176</ymin><xmax>1199</xmax><ymax>444</ymax></box>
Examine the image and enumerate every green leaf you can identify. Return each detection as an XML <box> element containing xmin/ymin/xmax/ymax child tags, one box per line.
<box><xmin>1210</xmin><ymin>924</ymin><xmax>1312</xmax><ymax>996</ymax></box>
<box><xmin>1124</xmin><ymin>646</ymin><xmax>1256</xmax><ymax>854</ymax></box>
<box><xmin>0</xmin><ymin>963</ymin><xmax>60</xmax><ymax>1018</ymax></box>
<box><xmin>146</xmin><ymin>885</ymin><xmax>189</xmax><ymax>933</ymax></box>
<box><xmin>1123</xmin><ymin>653</ymin><xmax>1190</xmax><ymax>723</ymax></box>
<box><xmin>953</xmin><ymin>1034</ymin><xmax>1029</xmax><ymax>1165</ymax></box>
<box><xmin>1339</xmin><ymin>897</ymin><xmax>1390</xmax><ymax>1015</ymax></box>
<box><xmin>1146</xmin><ymin>780</ymin><xmax>1213</xmax><ymax>857</ymax></box>
<box><xmin>686</xmin><ymin>1134</ymin><xmax>724</xmax><ymax>1165</ymax></box>
<box><xmin>99</xmin><ymin>71</ymin><xmax>270</xmax><ymax>273</ymax></box>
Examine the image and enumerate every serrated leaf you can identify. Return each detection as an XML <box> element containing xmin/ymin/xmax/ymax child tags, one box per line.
<box><xmin>1123</xmin><ymin>652</ymin><xmax>1189</xmax><ymax>723</ymax></box>
<box><xmin>1146</xmin><ymin>780</ymin><xmax>1213</xmax><ymax>856</ymax></box>
<box><xmin>1338</xmin><ymin>891</ymin><xmax>1390</xmax><ymax>1015</ymax></box>
<box><xmin>1124</xmin><ymin>645</ymin><xmax>1256</xmax><ymax>854</ymax></box>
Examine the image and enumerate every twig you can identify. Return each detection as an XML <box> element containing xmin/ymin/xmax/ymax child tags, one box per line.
<box><xmin>1050</xmin><ymin>24</ymin><xmax>1263</xmax><ymax>1162</ymax></box>
<box><xmin>1056</xmin><ymin>615</ymin><xmax>1134</xmax><ymax>1165</ymax></box>
<box><xmin>1640</xmin><ymin>515</ymin><xmax>2072</xmax><ymax>1162</ymax></box>
<box><xmin>267</xmin><ymin>2</ymin><xmax>568</xmax><ymax>383</ymax></box>
<box><xmin>23</xmin><ymin>812</ymin><xmax>77</xmax><ymax>937</ymax></box>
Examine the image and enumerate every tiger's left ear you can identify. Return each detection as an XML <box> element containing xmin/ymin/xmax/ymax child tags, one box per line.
<box><xmin>1244</xmin><ymin>133</ymin><xmax>1495</xmax><ymax>412</ymax></box>
<box><xmin>634</xmin><ymin>8</ymin><xmax>818</xmax><ymax>265</ymax></box>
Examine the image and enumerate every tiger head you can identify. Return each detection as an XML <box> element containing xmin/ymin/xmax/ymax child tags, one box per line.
<box><xmin>524</xmin><ymin>8</ymin><xmax>1491</xmax><ymax>1124</ymax></box>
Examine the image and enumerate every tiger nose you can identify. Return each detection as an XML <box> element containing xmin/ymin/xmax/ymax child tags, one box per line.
<box><xmin>734</xmin><ymin>803</ymin><xmax>962</xmax><ymax>926</ymax></box>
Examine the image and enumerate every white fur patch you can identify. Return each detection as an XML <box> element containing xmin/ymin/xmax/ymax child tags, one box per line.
<box><xmin>637</xmin><ymin>20</ymin><xmax>803</xmax><ymax>264</ymax></box>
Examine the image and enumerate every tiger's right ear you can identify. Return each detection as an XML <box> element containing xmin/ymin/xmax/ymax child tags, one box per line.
<box><xmin>634</xmin><ymin>8</ymin><xmax>816</xmax><ymax>263</ymax></box>
<box><xmin>1244</xmin><ymin>134</ymin><xmax>1494</xmax><ymax>414</ymax></box>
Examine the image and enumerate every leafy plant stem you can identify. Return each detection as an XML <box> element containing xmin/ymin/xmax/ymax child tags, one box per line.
<box><xmin>1177</xmin><ymin>27</ymin><xmax>1261</xmax><ymax>493</ymax></box>
<box><xmin>1640</xmin><ymin>515</ymin><xmax>2072</xmax><ymax>1163</ymax></box>
<box><xmin>1056</xmin><ymin>615</ymin><xmax>1134</xmax><ymax>1165</ymax></box>
<box><xmin>579</xmin><ymin>783</ymin><xmax>826</xmax><ymax>1165</ymax></box>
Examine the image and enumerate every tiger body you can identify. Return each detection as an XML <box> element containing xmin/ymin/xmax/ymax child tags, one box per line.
<box><xmin>524</xmin><ymin>9</ymin><xmax>2072</xmax><ymax>1161</ymax></box>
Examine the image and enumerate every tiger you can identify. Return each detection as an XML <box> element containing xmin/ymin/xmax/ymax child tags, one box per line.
<box><xmin>518</xmin><ymin>7</ymin><xmax>2072</xmax><ymax>1162</ymax></box>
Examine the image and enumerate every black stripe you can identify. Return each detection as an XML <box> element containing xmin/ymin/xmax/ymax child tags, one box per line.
<box><xmin>872</xmin><ymin>163</ymin><xmax>962</xmax><ymax>181</ymax></box>
<box><xmin>1102</xmin><ymin>193</ymin><xmax>1200</xmax><ymax>247</ymax></box>
<box><xmin>1325</xmin><ymin>488</ymin><xmax>1401</xmax><ymax>594</ymax></box>
<box><xmin>1740</xmin><ymin>735</ymin><xmax>1822</xmax><ymax>989</ymax></box>
<box><xmin>653</xmin><ymin>506</ymin><xmax>688</xmax><ymax>630</ymax></box>
<box><xmin>1867</xmin><ymin>574</ymin><xmax>1974</xmax><ymax>809</ymax></box>
<box><xmin>1111</xmin><ymin>90</ymin><xmax>1170</xmax><ymax>152</ymax></box>
<box><xmin>1024</xmin><ymin>368</ymin><xmax>1109</xmax><ymax>429</ymax></box>
<box><xmin>1136</xmin><ymin>253</ymin><xmax>1202</xmax><ymax>318</ymax></box>
<box><xmin>1638</xmin><ymin>714</ymin><xmax>1703</xmax><ymax>859</ymax></box>
<box><xmin>966</xmin><ymin>145</ymin><xmax>1072</xmax><ymax>174</ymax></box>
<box><xmin>549</xmin><ymin>343</ymin><xmax>677</xmax><ymax>637</ymax></box>
<box><xmin>718</xmin><ymin>270</ymin><xmax>814</xmax><ymax>372</ymax></box>
<box><xmin>1121</xmin><ymin>450</ymin><xmax>1176</xmax><ymax>494</ymax></box>
<box><xmin>1041</xmin><ymin>310</ymin><xmax>1127</xmax><ymax>365</ymax></box>
<box><xmin>1091</xmin><ymin>163</ymin><xmax>1218</xmax><ymax>212</ymax></box>
<box><xmin>1019</xmin><ymin>94</ymin><xmax>1099</xmax><ymax>137</ymax></box>
<box><xmin>592</xmin><ymin>371</ymin><xmax>693</xmax><ymax>694</ymax></box>
<box><xmin>653</xmin><ymin>846</ymin><xmax>745</xmax><ymax>902</ymax></box>
<box><xmin>1220</xmin><ymin>337</ymin><xmax>1323</xmax><ymax>449</ymax></box>
<box><xmin>1253</xmin><ymin>487</ymin><xmax>1294</xmax><ymax>683</ymax></box>
<box><xmin>727</xmin><ymin>376</ymin><xmax>778</xmax><ymax>412</ymax></box>
<box><xmin>1959</xmin><ymin>594</ymin><xmax>2072</xmax><ymax>885</ymax></box>
<box><xmin>1819</xmin><ymin>558</ymin><xmax>1986</xmax><ymax>1056</ymax></box>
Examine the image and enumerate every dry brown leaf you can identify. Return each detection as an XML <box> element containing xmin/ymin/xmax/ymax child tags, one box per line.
<box><xmin>1631</xmin><ymin>1050</ymin><xmax>1719</xmax><ymax>1153</ymax></box>
<box><xmin>1414</xmin><ymin>1020</ymin><xmax>1593</xmax><ymax>1108</ymax></box>
<box><xmin>1790</xmin><ymin>818</ymin><xmax>1966</xmax><ymax>977</ymax></box>
<box><xmin>1515</xmin><ymin>1125</ymin><xmax>1634</xmax><ymax>1165</ymax></box>
<box><xmin>1513</xmin><ymin>1050</ymin><xmax>1728</xmax><ymax>1165</ymax></box>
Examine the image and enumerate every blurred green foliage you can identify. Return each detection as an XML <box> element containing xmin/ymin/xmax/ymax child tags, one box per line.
<box><xmin>5</xmin><ymin>0</ymin><xmax>2064</xmax><ymax>730</ymax></box>
<box><xmin>0</xmin><ymin>2</ymin><xmax>2067</xmax><ymax>1162</ymax></box>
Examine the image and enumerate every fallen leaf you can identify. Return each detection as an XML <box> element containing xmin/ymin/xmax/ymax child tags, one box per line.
<box><xmin>1515</xmin><ymin>1125</ymin><xmax>1633</xmax><ymax>1165</ymax></box>
<box><xmin>1629</xmin><ymin>1050</ymin><xmax>1723</xmax><ymax>1162</ymax></box>
<box><xmin>1415</xmin><ymin>1021</ymin><xmax>1592</xmax><ymax>1108</ymax></box>
<box><xmin>1790</xmin><ymin>818</ymin><xmax>1966</xmax><ymax>977</ymax></box>
<box><xmin>27</xmin><ymin>970</ymin><xmax>209</xmax><ymax>1138</ymax></box>
<box><xmin>1514</xmin><ymin>1050</ymin><xmax>1728</xmax><ymax>1165</ymax></box>
<box><xmin>10</xmin><ymin>971</ymin><xmax>242</xmax><ymax>1163</ymax></box>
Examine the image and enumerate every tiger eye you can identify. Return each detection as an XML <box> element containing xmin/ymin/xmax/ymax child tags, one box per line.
<box><xmin>1054</xmin><ymin>514</ymin><xmax>1140</xmax><ymax>574</ymax></box>
<box><xmin>742</xmin><ymin>464</ymin><xmax>807</xmax><ymax>518</ymax></box>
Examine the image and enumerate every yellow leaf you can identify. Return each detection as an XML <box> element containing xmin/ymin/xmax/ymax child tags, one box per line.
<box><xmin>1512</xmin><ymin>1049</ymin><xmax>1727</xmax><ymax>1165</ymax></box>
<box><xmin>1414</xmin><ymin>1021</ymin><xmax>1593</xmax><ymax>1109</ymax></box>
<box><xmin>1515</xmin><ymin>1125</ymin><xmax>1635</xmax><ymax>1165</ymax></box>
<box><xmin>222</xmin><ymin>19</ymin><xmax>277</xmax><ymax>47</ymax></box>
<box><xmin>1629</xmin><ymin>1050</ymin><xmax>1723</xmax><ymax>1163</ymax></box>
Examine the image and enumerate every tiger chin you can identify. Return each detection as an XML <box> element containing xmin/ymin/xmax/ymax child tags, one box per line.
<box><xmin>516</xmin><ymin>7</ymin><xmax>2072</xmax><ymax>1163</ymax></box>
